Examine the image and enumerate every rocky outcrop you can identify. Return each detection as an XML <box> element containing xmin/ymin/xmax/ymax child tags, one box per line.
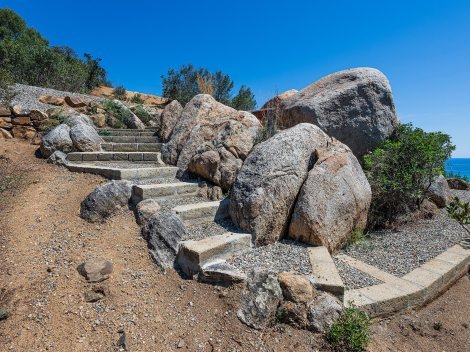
<box><xmin>112</xmin><ymin>99</ymin><xmax>145</xmax><ymax>129</ymax></box>
<box><xmin>237</xmin><ymin>271</ymin><xmax>283</xmax><ymax>329</ymax></box>
<box><xmin>161</xmin><ymin>94</ymin><xmax>260</xmax><ymax>189</ymax></box>
<box><xmin>65</xmin><ymin>113</ymin><xmax>94</xmax><ymax>128</ymax></box>
<box><xmin>261</xmin><ymin>89</ymin><xmax>298</xmax><ymax>109</ymax></box>
<box><xmin>70</xmin><ymin>123</ymin><xmax>103</xmax><ymax>152</ymax></box>
<box><xmin>47</xmin><ymin>150</ymin><xmax>68</xmax><ymax>166</ymax></box>
<box><xmin>447</xmin><ymin>178</ymin><xmax>469</xmax><ymax>190</ymax></box>
<box><xmin>426</xmin><ymin>175</ymin><xmax>452</xmax><ymax>208</ymax></box>
<box><xmin>160</xmin><ymin>100</ymin><xmax>183</xmax><ymax>142</ymax></box>
<box><xmin>280</xmin><ymin>68</ymin><xmax>399</xmax><ymax>157</ymax></box>
<box><xmin>80</xmin><ymin>181</ymin><xmax>133</xmax><ymax>222</ymax></box>
<box><xmin>307</xmin><ymin>292</ymin><xmax>342</xmax><ymax>333</ymax></box>
<box><xmin>289</xmin><ymin>141</ymin><xmax>371</xmax><ymax>252</ymax></box>
<box><xmin>141</xmin><ymin>213</ymin><xmax>186</xmax><ymax>269</ymax></box>
<box><xmin>229</xmin><ymin>123</ymin><xmax>331</xmax><ymax>246</ymax></box>
<box><xmin>40</xmin><ymin>124</ymin><xmax>74</xmax><ymax>158</ymax></box>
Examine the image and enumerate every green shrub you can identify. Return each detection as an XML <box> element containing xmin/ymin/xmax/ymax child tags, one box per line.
<box><xmin>102</xmin><ymin>99</ymin><xmax>132</xmax><ymax>127</ymax></box>
<box><xmin>327</xmin><ymin>305</ymin><xmax>371</xmax><ymax>352</ymax></box>
<box><xmin>364</xmin><ymin>123</ymin><xmax>455</xmax><ymax>228</ymax></box>
<box><xmin>113</xmin><ymin>86</ymin><xmax>127</xmax><ymax>100</ymax></box>
<box><xmin>133</xmin><ymin>105</ymin><xmax>152</xmax><ymax>124</ymax></box>
<box><xmin>98</xmin><ymin>130</ymin><xmax>111</xmax><ymax>136</ymax></box>
<box><xmin>447</xmin><ymin>197</ymin><xmax>470</xmax><ymax>235</ymax></box>
<box><xmin>0</xmin><ymin>68</ymin><xmax>17</xmax><ymax>104</ymax></box>
<box><xmin>49</xmin><ymin>111</ymin><xmax>67</xmax><ymax>124</ymax></box>
<box><xmin>131</xmin><ymin>93</ymin><xmax>144</xmax><ymax>104</ymax></box>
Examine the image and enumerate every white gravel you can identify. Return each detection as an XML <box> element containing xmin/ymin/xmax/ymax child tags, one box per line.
<box><xmin>333</xmin><ymin>258</ymin><xmax>383</xmax><ymax>289</ymax></box>
<box><xmin>11</xmin><ymin>83</ymin><xmax>103</xmax><ymax>111</ymax></box>
<box><xmin>229</xmin><ymin>240</ymin><xmax>312</xmax><ymax>275</ymax></box>
<box><xmin>341</xmin><ymin>190</ymin><xmax>470</xmax><ymax>277</ymax></box>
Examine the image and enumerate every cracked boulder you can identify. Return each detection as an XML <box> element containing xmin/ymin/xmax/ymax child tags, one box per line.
<box><xmin>160</xmin><ymin>100</ymin><xmax>183</xmax><ymax>142</ymax></box>
<box><xmin>70</xmin><ymin>123</ymin><xmax>103</xmax><ymax>152</ymax></box>
<box><xmin>229</xmin><ymin>123</ymin><xmax>331</xmax><ymax>246</ymax></box>
<box><xmin>40</xmin><ymin>123</ymin><xmax>74</xmax><ymax>158</ymax></box>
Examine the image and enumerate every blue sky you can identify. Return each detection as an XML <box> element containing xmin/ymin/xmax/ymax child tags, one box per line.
<box><xmin>3</xmin><ymin>0</ymin><xmax>470</xmax><ymax>156</ymax></box>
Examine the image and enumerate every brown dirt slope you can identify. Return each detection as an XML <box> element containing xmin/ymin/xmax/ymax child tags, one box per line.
<box><xmin>90</xmin><ymin>86</ymin><xmax>169</xmax><ymax>106</ymax></box>
<box><xmin>0</xmin><ymin>139</ymin><xmax>328</xmax><ymax>352</ymax></box>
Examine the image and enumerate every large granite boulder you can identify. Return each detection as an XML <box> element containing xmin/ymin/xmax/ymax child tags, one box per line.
<box><xmin>162</xmin><ymin>94</ymin><xmax>261</xmax><ymax>188</ymax></box>
<box><xmin>280</xmin><ymin>68</ymin><xmax>400</xmax><ymax>157</ymax></box>
<box><xmin>447</xmin><ymin>178</ymin><xmax>469</xmax><ymax>190</ymax></box>
<box><xmin>426</xmin><ymin>175</ymin><xmax>452</xmax><ymax>208</ymax></box>
<box><xmin>70</xmin><ymin>123</ymin><xmax>103</xmax><ymax>152</ymax></box>
<box><xmin>40</xmin><ymin>123</ymin><xmax>74</xmax><ymax>158</ymax></box>
<box><xmin>237</xmin><ymin>271</ymin><xmax>283</xmax><ymax>329</ymax></box>
<box><xmin>141</xmin><ymin>212</ymin><xmax>186</xmax><ymax>269</ymax></box>
<box><xmin>160</xmin><ymin>100</ymin><xmax>183</xmax><ymax>142</ymax></box>
<box><xmin>229</xmin><ymin>123</ymin><xmax>331</xmax><ymax>246</ymax></box>
<box><xmin>65</xmin><ymin>113</ymin><xmax>94</xmax><ymax>128</ymax></box>
<box><xmin>80</xmin><ymin>181</ymin><xmax>133</xmax><ymax>222</ymax></box>
<box><xmin>289</xmin><ymin>141</ymin><xmax>371</xmax><ymax>252</ymax></box>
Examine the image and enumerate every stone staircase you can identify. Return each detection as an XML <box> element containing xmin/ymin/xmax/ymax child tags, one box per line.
<box><xmin>67</xmin><ymin>128</ymin><xmax>252</xmax><ymax>281</ymax></box>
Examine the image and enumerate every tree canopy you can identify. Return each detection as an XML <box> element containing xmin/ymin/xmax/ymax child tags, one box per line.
<box><xmin>0</xmin><ymin>8</ymin><xmax>109</xmax><ymax>93</ymax></box>
<box><xmin>161</xmin><ymin>64</ymin><xmax>256</xmax><ymax>110</ymax></box>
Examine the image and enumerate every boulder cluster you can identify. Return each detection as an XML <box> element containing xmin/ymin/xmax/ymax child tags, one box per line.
<box><xmin>0</xmin><ymin>104</ymin><xmax>43</xmax><ymax>142</ymax></box>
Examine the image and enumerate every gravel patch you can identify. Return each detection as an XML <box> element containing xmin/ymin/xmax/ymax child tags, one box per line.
<box><xmin>183</xmin><ymin>218</ymin><xmax>242</xmax><ymax>241</ymax></box>
<box><xmin>11</xmin><ymin>83</ymin><xmax>103</xmax><ymax>111</ymax></box>
<box><xmin>333</xmin><ymin>258</ymin><xmax>383</xmax><ymax>289</ymax></box>
<box><xmin>229</xmin><ymin>240</ymin><xmax>312</xmax><ymax>275</ymax></box>
<box><xmin>342</xmin><ymin>190</ymin><xmax>470</xmax><ymax>277</ymax></box>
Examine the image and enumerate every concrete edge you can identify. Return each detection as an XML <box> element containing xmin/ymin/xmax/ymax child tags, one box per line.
<box><xmin>308</xmin><ymin>246</ymin><xmax>345</xmax><ymax>301</ymax></box>
<box><xmin>344</xmin><ymin>244</ymin><xmax>470</xmax><ymax>317</ymax></box>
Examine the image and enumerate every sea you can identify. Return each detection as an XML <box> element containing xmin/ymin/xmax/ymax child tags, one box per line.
<box><xmin>445</xmin><ymin>158</ymin><xmax>470</xmax><ymax>179</ymax></box>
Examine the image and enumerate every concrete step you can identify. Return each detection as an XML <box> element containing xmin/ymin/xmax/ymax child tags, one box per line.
<box><xmin>177</xmin><ymin>232</ymin><xmax>252</xmax><ymax>277</ymax></box>
<box><xmin>67</xmin><ymin>163</ymin><xmax>178</xmax><ymax>180</ymax></box>
<box><xmin>133</xmin><ymin>182</ymin><xmax>201</xmax><ymax>202</ymax></box>
<box><xmin>101</xmin><ymin>136</ymin><xmax>160</xmax><ymax>143</ymax></box>
<box><xmin>173</xmin><ymin>199</ymin><xmax>229</xmax><ymax>226</ymax></box>
<box><xmin>101</xmin><ymin>143</ymin><xmax>162</xmax><ymax>152</ymax></box>
<box><xmin>96</xmin><ymin>129</ymin><xmax>156</xmax><ymax>136</ymax></box>
<box><xmin>67</xmin><ymin>152</ymin><xmax>163</xmax><ymax>163</ymax></box>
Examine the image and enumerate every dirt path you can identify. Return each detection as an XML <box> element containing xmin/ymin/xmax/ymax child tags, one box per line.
<box><xmin>0</xmin><ymin>139</ymin><xmax>327</xmax><ymax>352</ymax></box>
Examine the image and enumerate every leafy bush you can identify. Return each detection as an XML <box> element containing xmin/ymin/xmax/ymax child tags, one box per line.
<box><xmin>161</xmin><ymin>64</ymin><xmax>256</xmax><ymax>109</ymax></box>
<box><xmin>447</xmin><ymin>197</ymin><xmax>470</xmax><ymax>235</ymax></box>
<box><xmin>131</xmin><ymin>93</ymin><xmax>144</xmax><ymax>104</ymax></box>
<box><xmin>133</xmin><ymin>105</ymin><xmax>152</xmax><ymax>124</ymax></box>
<box><xmin>364</xmin><ymin>124</ymin><xmax>455</xmax><ymax>228</ymax></box>
<box><xmin>102</xmin><ymin>99</ymin><xmax>132</xmax><ymax>127</ymax></box>
<box><xmin>49</xmin><ymin>110</ymin><xmax>67</xmax><ymax>124</ymax></box>
<box><xmin>327</xmin><ymin>305</ymin><xmax>371</xmax><ymax>352</ymax></box>
<box><xmin>113</xmin><ymin>86</ymin><xmax>127</xmax><ymax>100</ymax></box>
<box><xmin>0</xmin><ymin>8</ymin><xmax>108</xmax><ymax>93</ymax></box>
<box><xmin>0</xmin><ymin>68</ymin><xmax>17</xmax><ymax>104</ymax></box>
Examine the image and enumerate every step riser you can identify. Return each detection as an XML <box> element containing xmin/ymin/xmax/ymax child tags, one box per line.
<box><xmin>67</xmin><ymin>164</ymin><xmax>178</xmax><ymax>180</ymax></box>
<box><xmin>133</xmin><ymin>183</ymin><xmax>200</xmax><ymax>202</ymax></box>
<box><xmin>177</xmin><ymin>233</ymin><xmax>252</xmax><ymax>277</ymax></box>
<box><xmin>174</xmin><ymin>200</ymin><xmax>229</xmax><ymax>225</ymax></box>
<box><xmin>101</xmin><ymin>136</ymin><xmax>160</xmax><ymax>143</ymax></box>
<box><xmin>101</xmin><ymin>143</ymin><xmax>162</xmax><ymax>152</ymax></box>
<box><xmin>67</xmin><ymin>152</ymin><xmax>162</xmax><ymax>162</ymax></box>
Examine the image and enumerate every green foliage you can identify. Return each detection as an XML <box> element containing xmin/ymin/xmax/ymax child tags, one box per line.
<box><xmin>161</xmin><ymin>64</ymin><xmax>256</xmax><ymax>109</ymax></box>
<box><xmin>0</xmin><ymin>67</ymin><xmax>17</xmax><ymax>104</ymax></box>
<box><xmin>364</xmin><ymin>124</ymin><xmax>455</xmax><ymax>227</ymax></box>
<box><xmin>131</xmin><ymin>93</ymin><xmax>144</xmax><ymax>104</ymax></box>
<box><xmin>133</xmin><ymin>105</ymin><xmax>152</xmax><ymax>124</ymax></box>
<box><xmin>113</xmin><ymin>85</ymin><xmax>127</xmax><ymax>100</ymax></box>
<box><xmin>97</xmin><ymin>130</ymin><xmax>111</xmax><ymax>136</ymax></box>
<box><xmin>102</xmin><ymin>99</ymin><xmax>132</xmax><ymax>127</ymax></box>
<box><xmin>49</xmin><ymin>110</ymin><xmax>67</xmax><ymax>124</ymax></box>
<box><xmin>231</xmin><ymin>85</ymin><xmax>257</xmax><ymax>111</ymax></box>
<box><xmin>327</xmin><ymin>305</ymin><xmax>371</xmax><ymax>352</ymax></box>
<box><xmin>447</xmin><ymin>197</ymin><xmax>470</xmax><ymax>235</ymax></box>
<box><xmin>0</xmin><ymin>8</ymin><xmax>108</xmax><ymax>93</ymax></box>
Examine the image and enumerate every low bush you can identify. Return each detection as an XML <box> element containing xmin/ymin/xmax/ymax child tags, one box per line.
<box><xmin>113</xmin><ymin>86</ymin><xmax>127</xmax><ymax>100</ymax></box>
<box><xmin>102</xmin><ymin>99</ymin><xmax>132</xmax><ymax>127</ymax></box>
<box><xmin>364</xmin><ymin>123</ymin><xmax>455</xmax><ymax>228</ymax></box>
<box><xmin>447</xmin><ymin>197</ymin><xmax>470</xmax><ymax>235</ymax></box>
<box><xmin>131</xmin><ymin>93</ymin><xmax>144</xmax><ymax>104</ymax></box>
<box><xmin>327</xmin><ymin>305</ymin><xmax>371</xmax><ymax>352</ymax></box>
<box><xmin>133</xmin><ymin>105</ymin><xmax>152</xmax><ymax>124</ymax></box>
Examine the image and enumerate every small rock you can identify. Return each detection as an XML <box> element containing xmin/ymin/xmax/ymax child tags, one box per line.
<box><xmin>47</xmin><ymin>150</ymin><xmax>68</xmax><ymax>166</ymax></box>
<box><xmin>0</xmin><ymin>308</ymin><xmax>8</xmax><ymax>320</ymax></box>
<box><xmin>307</xmin><ymin>292</ymin><xmax>343</xmax><ymax>333</ymax></box>
<box><xmin>447</xmin><ymin>178</ymin><xmax>469</xmax><ymax>190</ymax></box>
<box><xmin>11</xmin><ymin>104</ymin><xmax>30</xmax><ymax>117</ymax></box>
<box><xmin>278</xmin><ymin>272</ymin><xmax>315</xmax><ymax>303</ymax></box>
<box><xmin>78</xmin><ymin>257</ymin><xmax>113</xmax><ymax>282</ymax></box>
<box><xmin>136</xmin><ymin>199</ymin><xmax>161</xmax><ymax>225</ymax></box>
<box><xmin>85</xmin><ymin>287</ymin><xmax>106</xmax><ymax>303</ymax></box>
<box><xmin>198</xmin><ymin>262</ymin><xmax>247</xmax><ymax>285</ymax></box>
<box><xmin>39</xmin><ymin>95</ymin><xmax>65</xmax><ymax>106</ymax></box>
<box><xmin>177</xmin><ymin>339</ymin><xmax>186</xmax><ymax>348</ymax></box>
<box><xmin>117</xmin><ymin>331</ymin><xmax>128</xmax><ymax>351</ymax></box>
<box><xmin>65</xmin><ymin>96</ymin><xmax>88</xmax><ymax>108</ymax></box>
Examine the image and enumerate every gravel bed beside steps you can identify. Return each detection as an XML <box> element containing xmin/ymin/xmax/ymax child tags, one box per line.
<box><xmin>333</xmin><ymin>258</ymin><xmax>383</xmax><ymax>289</ymax></box>
<box><xmin>340</xmin><ymin>189</ymin><xmax>470</xmax><ymax>277</ymax></box>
